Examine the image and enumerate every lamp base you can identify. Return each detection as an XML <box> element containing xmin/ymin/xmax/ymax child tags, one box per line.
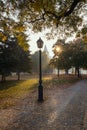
<box><xmin>38</xmin><ymin>99</ymin><xmax>44</xmax><ymax>102</ymax></box>
<box><xmin>38</xmin><ymin>85</ymin><xmax>44</xmax><ymax>102</ymax></box>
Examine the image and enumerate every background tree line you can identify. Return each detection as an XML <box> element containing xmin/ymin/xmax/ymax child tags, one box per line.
<box><xmin>0</xmin><ymin>0</ymin><xmax>87</xmax><ymax>81</ymax></box>
<box><xmin>31</xmin><ymin>48</ymin><xmax>53</xmax><ymax>74</ymax></box>
<box><xmin>50</xmin><ymin>38</ymin><xmax>87</xmax><ymax>77</ymax></box>
<box><xmin>0</xmin><ymin>31</ymin><xmax>52</xmax><ymax>81</ymax></box>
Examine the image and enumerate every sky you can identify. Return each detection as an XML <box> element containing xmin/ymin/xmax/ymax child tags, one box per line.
<box><xmin>28</xmin><ymin>12</ymin><xmax>87</xmax><ymax>58</ymax></box>
<box><xmin>29</xmin><ymin>33</ymin><xmax>57</xmax><ymax>57</ymax></box>
<box><xmin>29</xmin><ymin>31</ymin><xmax>74</xmax><ymax>58</ymax></box>
<box><xmin>29</xmin><ymin>18</ymin><xmax>87</xmax><ymax>58</ymax></box>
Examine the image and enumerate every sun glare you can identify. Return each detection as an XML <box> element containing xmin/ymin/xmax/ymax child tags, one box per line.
<box><xmin>56</xmin><ymin>46</ymin><xmax>61</xmax><ymax>52</ymax></box>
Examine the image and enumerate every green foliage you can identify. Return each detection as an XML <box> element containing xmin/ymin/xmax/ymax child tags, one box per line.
<box><xmin>51</xmin><ymin>37</ymin><xmax>87</xmax><ymax>76</ymax></box>
<box><xmin>69</xmin><ymin>38</ymin><xmax>87</xmax><ymax>70</ymax></box>
<box><xmin>50</xmin><ymin>39</ymin><xmax>72</xmax><ymax>71</ymax></box>
<box><xmin>0</xmin><ymin>0</ymin><xmax>86</xmax><ymax>36</ymax></box>
<box><xmin>0</xmin><ymin>36</ymin><xmax>31</xmax><ymax>81</ymax></box>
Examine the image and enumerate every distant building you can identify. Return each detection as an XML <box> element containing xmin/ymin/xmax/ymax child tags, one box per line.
<box><xmin>43</xmin><ymin>45</ymin><xmax>49</xmax><ymax>55</ymax></box>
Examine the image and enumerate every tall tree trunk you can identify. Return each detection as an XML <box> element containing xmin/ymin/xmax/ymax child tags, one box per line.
<box><xmin>77</xmin><ymin>67</ymin><xmax>80</xmax><ymax>78</ymax></box>
<box><xmin>75</xmin><ymin>67</ymin><xmax>77</xmax><ymax>75</ymax></box>
<box><xmin>72</xmin><ymin>67</ymin><xmax>74</xmax><ymax>74</ymax></box>
<box><xmin>17</xmin><ymin>72</ymin><xmax>20</xmax><ymax>80</ymax></box>
<box><xmin>1</xmin><ymin>75</ymin><xmax>3</xmax><ymax>81</ymax></box>
<box><xmin>3</xmin><ymin>75</ymin><xmax>6</xmax><ymax>81</ymax></box>
<box><xmin>65</xmin><ymin>69</ymin><xmax>68</xmax><ymax>75</ymax></box>
<box><xmin>1</xmin><ymin>75</ymin><xmax>6</xmax><ymax>82</ymax></box>
<box><xmin>57</xmin><ymin>67</ymin><xmax>59</xmax><ymax>77</ymax></box>
<box><xmin>77</xmin><ymin>68</ymin><xmax>82</xmax><ymax>79</ymax></box>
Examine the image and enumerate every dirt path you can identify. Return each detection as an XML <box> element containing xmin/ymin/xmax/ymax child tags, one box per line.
<box><xmin>0</xmin><ymin>80</ymin><xmax>87</xmax><ymax>130</ymax></box>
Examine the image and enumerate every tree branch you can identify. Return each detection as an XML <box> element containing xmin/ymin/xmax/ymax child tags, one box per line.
<box><xmin>64</xmin><ymin>0</ymin><xmax>81</xmax><ymax>17</ymax></box>
<box><xmin>43</xmin><ymin>0</ymin><xmax>82</xmax><ymax>22</ymax></box>
<box><xmin>28</xmin><ymin>14</ymin><xmax>45</xmax><ymax>24</ymax></box>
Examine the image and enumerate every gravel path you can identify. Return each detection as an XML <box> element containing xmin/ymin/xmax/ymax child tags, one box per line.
<box><xmin>0</xmin><ymin>80</ymin><xmax>87</xmax><ymax>130</ymax></box>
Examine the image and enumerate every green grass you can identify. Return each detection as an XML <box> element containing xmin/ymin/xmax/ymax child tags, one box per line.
<box><xmin>0</xmin><ymin>75</ymin><xmax>79</xmax><ymax>109</ymax></box>
<box><xmin>0</xmin><ymin>79</ymin><xmax>37</xmax><ymax>98</ymax></box>
<box><xmin>0</xmin><ymin>79</ymin><xmax>38</xmax><ymax>109</ymax></box>
<box><xmin>0</xmin><ymin>77</ymin><xmax>52</xmax><ymax>109</ymax></box>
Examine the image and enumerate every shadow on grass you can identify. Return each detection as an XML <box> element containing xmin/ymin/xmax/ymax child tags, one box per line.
<box><xmin>0</xmin><ymin>80</ymin><xmax>25</xmax><ymax>91</ymax></box>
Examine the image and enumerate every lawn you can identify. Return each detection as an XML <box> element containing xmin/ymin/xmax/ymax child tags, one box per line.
<box><xmin>0</xmin><ymin>75</ymin><xmax>80</xmax><ymax>109</ymax></box>
<box><xmin>0</xmin><ymin>79</ymin><xmax>38</xmax><ymax>109</ymax></box>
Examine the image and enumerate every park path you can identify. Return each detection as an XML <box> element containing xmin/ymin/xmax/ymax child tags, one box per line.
<box><xmin>0</xmin><ymin>80</ymin><xmax>87</xmax><ymax>130</ymax></box>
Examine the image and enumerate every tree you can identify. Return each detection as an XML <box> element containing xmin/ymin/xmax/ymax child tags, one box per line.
<box><xmin>50</xmin><ymin>39</ymin><xmax>66</xmax><ymax>77</ymax></box>
<box><xmin>8</xmin><ymin>37</ymin><xmax>31</xmax><ymax>80</ymax></box>
<box><xmin>59</xmin><ymin>44</ymin><xmax>72</xmax><ymax>75</ymax></box>
<box><xmin>70</xmin><ymin>38</ymin><xmax>87</xmax><ymax>77</ymax></box>
<box><xmin>50</xmin><ymin>37</ymin><xmax>87</xmax><ymax>77</ymax></box>
<box><xmin>0</xmin><ymin>0</ymin><xmax>86</xmax><ymax>37</ymax></box>
<box><xmin>31</xmin><ymin>51</ymin><xmax>39</xmax><ymax>73</ymax></box>
<box><xmin>50</xmin><ymin>56</ymin><xmax>62</xmax><ymax>76</ymax></box>
<box><xmin>0</xmin><ymin>45</ymin><xmax>11</xmax><ymax>81</ymax></box>
<box><xmin>0</xmin><ymin>36</ymin><xmax>31</xmax><ymax>81</ymax></box>
<box><xmin>31</xmin><ymin>50</ymin><xmax>50</xmax><ymax>74</ymax></box>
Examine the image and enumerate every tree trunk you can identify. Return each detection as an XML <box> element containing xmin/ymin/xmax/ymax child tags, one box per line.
<box><xmin>1</xmin><ymin>75</ymin><xmax>3</xmax><ymax>81</ymax></box>
<box><xmin>77</xmin><ymin>68</ymin><xmax>82</xmax><ymax>79</ymax></box>
<box><xmin>17</xmin><ymin>72</ymin><xmax>20</xmax><ymax>80</ymax></box>
<box><xmin>1</xmin><ymin>75</ymin><xmax>6</xmax><ymax>82</ymax></box>
<box><xmin>77</xmin><ymin>68</ymin><xmax>80</xmax><ymax>78</ymax></box>
<box><xmin>57</xmin><ymin>68</ymin><xmax>59</xmax><ymax>77</ymax></box>
<box><xmin>72</xmin><ymin>67</ymin><xmax>74</xmax><ymax>74</ymax></box>
<box><xmin>65</xmin><ymin>69</ymin><xmax>68</xmax><ymax>75</ymax></box>
<box><xmin>75</xmin><ymin>67</ymin><xmax>77</xmax><ymax>75</ymax></box>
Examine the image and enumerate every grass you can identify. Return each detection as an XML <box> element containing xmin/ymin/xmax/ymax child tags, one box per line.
<box><xmin>43</xmin><ymin>75</ymin><xmax>80</xmax><ymax>88</ymax></box>
<box><xmin>0</xmin><ymin>77</ymin><xmax>52</xmax><ymax>109</ymax></box>
<box><xmin>0</xmin><ymin>79</ymin><xmax>38</xmax><ymax>109</ymax></box>
<box><xmin>0</xmin><ymin>75</ymin><xmax>80</xmax><ymax>109</ymax></box>
<box><xmin>0</xmin><ymin>79</ymin><xmax>37</xmax><ymax>98</ymax></box>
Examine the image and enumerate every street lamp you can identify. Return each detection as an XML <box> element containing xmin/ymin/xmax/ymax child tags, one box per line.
<box><xmin>37</xmin><ymin>37</ymin><xmax>44</xmax><ymax>102</ymax></box>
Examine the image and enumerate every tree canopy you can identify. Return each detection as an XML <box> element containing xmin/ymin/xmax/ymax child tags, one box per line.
<box><xmin>50</xmin><ymin>38</ymin><xmax>87</xmax><ymax>77</ymax></box>
<box><xmin>0</xmin><ymin>36</ymin><xmax>31</xmax><ymax>81</ymax></box>
<box><xmin>0</xmin><ymin>0</ymin><xmax>87</xmax><ymax>38</ymax></box>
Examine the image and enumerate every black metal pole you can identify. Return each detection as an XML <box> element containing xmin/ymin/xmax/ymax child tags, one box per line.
<box><xmin>38</xmin><ymin>49</ymin><xmax>43</xmax><ymax>102</ymax></box>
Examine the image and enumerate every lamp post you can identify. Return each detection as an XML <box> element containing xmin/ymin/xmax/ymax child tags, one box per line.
<box><xmin>37</xmin><ymin>37</ymin><xmax>44</xmax><ymax>102</ymax></box>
